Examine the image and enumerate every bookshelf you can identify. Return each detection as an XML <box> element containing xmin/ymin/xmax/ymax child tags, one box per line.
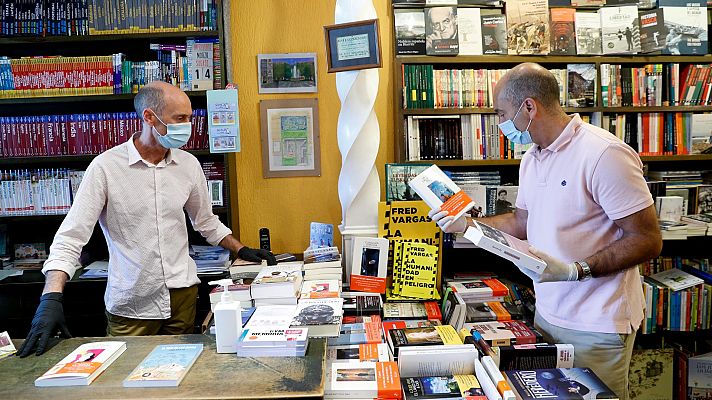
<box><xmin>0</xmin><ymin>0</ymin><xmax>232</xmax><ymax>338</ymax></box>
<box><xmin>390</xmin><ymin>3</ymin><xmax>712</xmax><ymax>352</ymax></box>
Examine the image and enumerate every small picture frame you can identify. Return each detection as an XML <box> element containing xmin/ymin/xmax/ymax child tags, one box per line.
<box><xmin>323</xmin><ymin>19</ymin><xmax>382</xmax><ymax>73</ymax></box>
<box><xmin>257</xmin><ymin>53</ymin><xmax>318</xmax><ymax>94</ymax></box>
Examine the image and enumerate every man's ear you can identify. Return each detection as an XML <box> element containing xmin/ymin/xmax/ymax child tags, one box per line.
<box><xmin>524</xmin><ymin>98</ymin><xmax>537</xmax><ymax>118</ymax></box>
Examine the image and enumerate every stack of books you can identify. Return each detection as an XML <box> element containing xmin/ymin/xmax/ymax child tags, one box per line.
<box><xmin>236</xmin><ymin>328</ymin><xmax>309</xmax><ymax>357</ymax></box>
<box><xmin>250</xmin><ymin>263</ymin><xmax>303</xmax><ymax>307</ymax></box>
<box><xmin>303</xmin><ymin>246</ymin><xmax>343</xmax><ymax>283</ymax></box>
<box><xmin>189</xmin><ymin>245</ymin><xmax>230</xmax><ymax>274</ymax></box>
<box><xmin>290</xmin><ymin>297</ymin><xmax>344</xmax><ymax>338</ymax></box>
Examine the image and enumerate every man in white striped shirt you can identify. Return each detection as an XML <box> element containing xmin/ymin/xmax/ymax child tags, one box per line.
<box><xmin>18</xmin><ymin>81</ymin><xmax>276</xmax><ymax>356</ymax></box>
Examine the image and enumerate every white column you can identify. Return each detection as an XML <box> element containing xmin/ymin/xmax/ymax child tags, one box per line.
<box><xmin>335</xmin><ymin>0</ymin><xmax>381</xmax><ymax>285</ymax></box>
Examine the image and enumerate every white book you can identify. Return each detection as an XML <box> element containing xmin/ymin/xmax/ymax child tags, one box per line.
<box><xmin>649</xmin><ymin>268</ymin><xmax>704</xmax><ymax>291</ymax></box>
<box><xmin>655</xmin><ymin>196</ymin><xmax>684</xmax><ymax>222</ymax></box>
<box><xmin>325</xmin><ymin>361</ymin><xmax>401</xmax><ymax>399</ymax></box>
<box><xmin>349</xmin><ymin>237</ymin><xmax>388</xmax><ymax>292</ymax></box>
<box><xmin>251</xmin><ymin>264</ymin><xmax>303</xmax><ymax>299</ymax></box>
<box><xmin>244</xmin><ymin>305</ymin><xmax>296</xmax><ymax>330</ymax></box>
<box><xmin>457</xmin><ymin>8</ymin><xmax>483</xmax><ymax>55</ymax></box>
<box><xmin>397</xmin><ymin>345</ymin><xmax>477</xmax><ymax>378</ymax></box>
<box><xmin>238</xmin><ymin>328</ymin><xmax>309</xmax><ymax>347</ymax></box>
<box><xmin>327</xmin><ymin>343</ymin><xmax>391</xmax><ymax>363</ymax></box>
<box><xmin>408</xmin><ymin>164</ymin><xmax>475</xmax><ymax>222</ymax></box>
<box><xmin>575</xmin><ymin>12</ymin><xmax>602</xmax><ymax>55</ymax></box>
<box><xmin>35</xmin><ymin>341</ymin><xmax>127</xmax><ymax>387</ymax></box>
<box><xmin>463</xmin><ymin>222</ymin><xmax>546</xmax><ymax>274</ymax></box>
<box><xmin>599</xmin><ymin>6</ymin><xmax>641</xmax><ymax>54</ymax></box>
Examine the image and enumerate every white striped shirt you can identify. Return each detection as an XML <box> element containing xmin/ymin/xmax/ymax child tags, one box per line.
<box><xmin>42</xmin><ymin>135</ymin><xmax>232</xmax><ymax>319</ymax></box>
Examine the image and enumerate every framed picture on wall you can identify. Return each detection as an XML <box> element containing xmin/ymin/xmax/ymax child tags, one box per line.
<box><xmin>323</xmin><ymin>19</ymin><xmax>382</xmax><ymax>73</ymax></box>
<box><xmin>257</xmin><ymin>53</ymin><xmax>318</xmax><ymax>94</ymax></box>
<box><xmin>259</xmin><ymin>98</ymin><xmax>321</xmax><ymax>178</ymax></box>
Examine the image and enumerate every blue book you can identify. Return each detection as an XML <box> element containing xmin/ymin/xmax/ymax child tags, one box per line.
<box><xmin>504</xmin><ymin>368</ymin><xmax>617</xmax><ymax>400</ymax></box>
<box><xmin>123</xmin><ymin>344</ymin><xmax>203</xmax><ymax>387</ymax></box>
<box><xmin>309</xmin><ymin>222</ymin><xmax>334</xmax><ymax>249</ymax></box>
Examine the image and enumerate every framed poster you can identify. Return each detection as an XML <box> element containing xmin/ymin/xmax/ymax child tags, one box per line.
<box><xmin>259</xmin><ymin>98</ymin><xmax>321</xmax><ymax>178</ymax></box>
<box><xmin>258</xmin><ymin>53</ymin><xmax>318</xmax><ymax>94</ymax></box>
<box><xmin>324</xmin><ymin>19</ymin><xmax>382</xmax><ymax>73</ymax></box>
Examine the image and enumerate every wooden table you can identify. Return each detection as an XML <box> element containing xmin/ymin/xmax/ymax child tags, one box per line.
<box><xmin>0</xmin><ymin>334</ymin><xmax>326</xmax><ymax>399</ymax></box>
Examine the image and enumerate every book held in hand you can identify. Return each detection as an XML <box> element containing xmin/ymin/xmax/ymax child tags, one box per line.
<box><xmin>408</xmin><ymin>164</ymin><xmax>475</xmax><ymax>223</ymax></box>
<box><xmin>463</xmin><ymin>222</ymin><xmax>546</xmax><ymax>274</ymax></box>
<box><xmin>123</xmin><ymin>344</ymin><xmax>203</xmax><ymax>387</ymax></box>
<box><xmin>35</xmin><ymin>341</ymin><xmax>127</xmax><ymax>387</ymax></box>
<box><xmin>0</xmin><ymin>331</ymin><xmax>16</xmax><ymax>360</ymax></box>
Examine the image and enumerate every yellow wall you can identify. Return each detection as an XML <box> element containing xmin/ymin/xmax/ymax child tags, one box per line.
<box><xmin>229</xmin><ymin>1</ymin><xmax>394</xmax><ymax>254</ymax></box>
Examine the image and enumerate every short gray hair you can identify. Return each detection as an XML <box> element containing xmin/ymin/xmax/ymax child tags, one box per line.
<box><xmin>501</xmin><ymin>63</ymin><xmax>560</xmax><ymax>109</ymax></box>
<box><xmin>133</xmin><ymin>85</ymin><xmax>166</xmax><ymax>117</ymax></box>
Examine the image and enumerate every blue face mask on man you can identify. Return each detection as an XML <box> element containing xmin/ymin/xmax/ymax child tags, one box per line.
<box><xmin>150</xmin><ymin>111</ymin><xmax>192</xmax><ymax>149</ymax></box>
<box><xmin>498</xmin><ymin>101</ymin><xmax>533</xmax><ymax>145</ymax></box>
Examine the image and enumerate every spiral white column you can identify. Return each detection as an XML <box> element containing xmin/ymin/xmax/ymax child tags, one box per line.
<box><xmin>335</xmin><ymin>0</ymin><xmax>381</xmax><ymax>285</ymax></box>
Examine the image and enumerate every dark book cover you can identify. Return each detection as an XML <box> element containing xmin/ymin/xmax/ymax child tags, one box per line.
<box><xmin>425</xmin><ymin>7</ymin><xmax>459</xmax><ymax>55</ymax></box>
<box><xmin>481</xmin><ymin>14</ymin><xmax>507</xmax><ymax>55</ymax></box>
<box><xmin>548</xmin><ymin>0</ymin><xmax>571</xmax><ymax>4</ymax></box>
<box><xmin>395</xmin><ymin>9</ymin><xmax>426</xmax><ymax>55</ymax></box>
<box><xmin>639</xmin><ymin>9</ymin><xmax>665</xmax><ymax>53</ymax></box>
<box><xmin>504</xmin><ymin>368</ymin><xmax>618</xmax><ymax>400</ymax></box>
<box><xmin>497</xmin><ymin>344</ymin><xmax>573</xmax><ymax>371</ymax></box>
<box><xmin>465</xmin><ymin>303</ymin><xmax>497</xmax><ymax>322</ymax></box>
<box><xmin>550</xmin><ymin>8</ymin><xmax>576</xmax><ymax>55</ymax></box>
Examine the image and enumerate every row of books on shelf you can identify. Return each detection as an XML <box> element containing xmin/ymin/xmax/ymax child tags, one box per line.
<box><xmin>0</xmin><ymin>0</ymin><xmax>220</xmax><ymax>37</ymax></box>
<box><xmin>639</xmin><ymin>256</ymin><xmax>711</xmax><ymax>276</ymax></box>
<box><xmin>403</xmin><ymin>63</ymin><xmax>712</xmax><ymax>112</ymax></box>
<box><xmin>638</xmin><ymin>266</ymin><xmax>712</xmax><ymax>333</ymax></box>
<box><xmin>0</xmin><ymin>160</ymin><xmax>225</xmax><ymax>217</ymax></box>
<box><xmin>405</xmin><ymin>112</ymin><xmax>712</xmax><ymax>161</ymax></box>
<box><xmin>0</xmin><ymin>38</ymin><xmax>220</xmax><ymax>97</ymax></box>
<box><xmin>395</xmin><ymin>3</ymin><xmax>708</xmax><ymax>57</ymax></box>
<box><xmin>0</xmin><ymin>110</ymin><xmax>209</xmax><ymax>157</ymax></box>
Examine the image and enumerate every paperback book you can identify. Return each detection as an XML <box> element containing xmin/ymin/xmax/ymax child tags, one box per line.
<box><xmin>457</xmin><ymin>8</ymin><xmax>483</xmax><ymax>55</ymax></box>
<box><xmin>638</xmin><ymin>9</ymin><xmax>665</xmax><ymax>53</ymax></box>
<box><xmin>463</xmin><ymin>222</ymin><xmax>546</xmax><ymax>274</ymax></box>
<box><xmin>35</xmin><ymin>341</ymin><xmax>127</xmax><ymax>387</ymax></box>
<box><xmin>402</xmin><ymin>375</ymin><xmax>487</xmax><ymax>399</ymax></box>
<box><xmin>327</xmin><ymin>343</ymin><xmax>391</xmax><ymax>363</ymax></box>
<box><xmin>395</xmin><ymin>9</ymin><xmax>427</xmax><ymax>55</ymax></box>
<box><xmin>350</xmin><ymin>237</ymin><xmax>389</xmax><ymax>293</ymax></box>
<box><xmin>425</xmin><ymin>7</ymin><xmax>459</xmax><ymax>55</ymax></box>
<box><xmin>310</xmin><ymin>222</ymin><xmax>334</xmax><ymax>249</ymax></box>
<box><xmin>325</xmin><ymin>361</ymin><xmax>402</xmax><ymax>399</ymax></box>
<box><xmin>575</xmin><ymin>12</ymin><xmax>602</xmax><ymax>55</ymax></box>
<box><xmin>397</xmin><ymin>344</ymin><xmax>478</xmax><ymax>378</ymax></box>
<box><xmin>648</xmin><ymin>268</ymin><xmax>704</xmax><ymax>291</ymax></box>
<box><xmin>567</xmin><ymin>64</ymin><xmax>597</xmax><ymax>108</ymax></box>
<box><xmin>504</xmin><ymin>367</ymin><xmax>618</xmax><ymax>399</ymax></box>
<box><xmin>505</xmin><ymin>0</ymin><xmax>550</xmax><ymax>55</ymax></box>
<box><xmin>599</xmin><ymin>5</ymin><xmax>641</xmax><ymax>54</ymax></box>
<box><xmin>408</xmin><ymin>164</ymin><xmax>475</xmax><ymax>224</ymax></box>
<box><xmin>661</xmin><ymin>6</ymin><xmax>708</xmax><ymax>55</ymax></box>
<box><xmin>0</xmin><ymin>331</ymin><xmax>16</xmax><ymax>360</ymax></box>
<box><xmin>388</xmin><ymin>325</ymin><xmax>462</xmax><ymax>358</ymax></box>
<box><xmin>385</xmin><ymin>163</ymin><xmax>430</xmax><ymax>201</ymax></box>
<box><xmin>290</xmin><ymin>297</ymin><xmax>344</xmax><ymax>337</ymax></box>
<box><xmin>123</xmin><ymin>344</ymin><xmax>203</xmax><ymax>387</ymax></box>
<box><xmin>480</xmin><ymin>12</ymin><xmax>507</xmax><ymax>55</ymax></box>
<box><xmin>550</xmin><ymin>8</ymin><xmax>576</xmax><ymax>55</ymax></box>
<box><xmin>342</xmin><ymin>292</ymin><xmax>383</xmax><ymax>316</ymax></box>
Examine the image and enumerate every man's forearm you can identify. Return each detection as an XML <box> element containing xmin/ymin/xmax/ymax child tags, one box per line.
<box><xmin>42</xmin><ymin>270</ymin><xmax>70</xmax><ymax>295</ymax></box>
<box><xmin>218</xmin><ymin>234</ymin><xmax>245</xmax><ymax>253</ymax></box>
<box><xmin>584</xmin><ymin>233</ymin><xmax>662</xmax><ymax>278</ymax></box>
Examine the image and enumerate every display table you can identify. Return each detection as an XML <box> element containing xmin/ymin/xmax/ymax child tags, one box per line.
<box><xmin>0</xmin><ymin>334</ymin><xmax>326</xmax><ymax>399</ymax></box>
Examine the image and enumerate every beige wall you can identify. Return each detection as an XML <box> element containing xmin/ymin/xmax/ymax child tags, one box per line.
<box><xmin>228</xmin><ymin>1</ymin><xmax>395</xmax><ymax>254</ymax></box>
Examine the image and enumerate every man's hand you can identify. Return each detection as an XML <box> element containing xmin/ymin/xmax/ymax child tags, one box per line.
<box><xmin>428</xmin><ymin>208</ymin><xmax>468</xmax><ymax>234</ymax></box>
<box><xmin>524</xmin><ymin>247</ymin><xmax>579</xmax><ymax>283</ymax></box>
<box><xmin>238</xmin><ymin>246</ymin><xmax>277</xmax><ymax>266</ymax></box>
<box><xmin>17</xmin><ymin>292</ymin><xmax>72</xmax><ymax>357</ymax></box>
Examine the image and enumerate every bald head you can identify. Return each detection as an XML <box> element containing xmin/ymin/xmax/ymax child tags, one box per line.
<box><xmin>495</xmin><ymin>63</ymin><xmax>561</xmax><ymax>110</ymax></box>
<box><xmin>134</xmin><ymin>81</ymin><xmax>190</xmax><ymax>118</ymax></box>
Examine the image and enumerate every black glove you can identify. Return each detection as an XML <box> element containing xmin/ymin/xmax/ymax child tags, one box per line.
<box><xmin>238</xmin><ymin>246</ymin><xmax>277</xmax><ymax>266</ymax></box>
<box><xmin>17</xmin><ymin>292</ymin><xmax>72</xmax><ymax>357</ymax></box>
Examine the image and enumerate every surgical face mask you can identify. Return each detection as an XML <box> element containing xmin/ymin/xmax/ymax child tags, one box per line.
<box><xmin>498</xmin><ymin>101</ymin><xmax>533</xmax><ymax>145</ymax></box>
<box><xmin>150</xmin><ymin>111</ymin><xmax>192</xmax><ymax>149</ymax></box>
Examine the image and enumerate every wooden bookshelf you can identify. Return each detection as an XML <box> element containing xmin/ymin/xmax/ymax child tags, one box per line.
<box><xmin>400</xmin><ymin>154</ymin><xmax>712</xmax><ymax>167</ymax></box>
<box><xmin>0</xmin><ymin>91</ymin><xmax>208</xmax><ymax>106</ymax></box>
<box><xmin>397</xmin><ymin>55</ymin><xmax>712</xmax><ymax>64</ymax></box>
<box><xmin>0</xmin><ymin>30</ymin><xmax>220</xmax><ymax>45</ymax></box>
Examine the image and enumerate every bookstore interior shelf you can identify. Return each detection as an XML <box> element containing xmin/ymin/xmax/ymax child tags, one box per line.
<box><xmin>405</xmin><ymin>154</ymin><xmax>712</xmax><ymax>167</ymax></box>
<box><xmin>0</xmin><ymin>30</ymin><xmax>220</xmax><ymax>45</ymax></box>
<box><xmin>0</xmin><ymin>150</ymin><xmax>217</xmax><ymax>166</ymax></box>
<box><xmin>396</xmin><ymin>55</ymin><xmax>712</xmax><ymax>64</ymax></box>
<box><xmin>401</xmin><ymin>106</ymin><xmax>712</xmax><ymax>115</ymax></box>
<box><xmin>0</xmin><ymin>91</ymin><xmax>208</xmax><ymax>106</ymax></box>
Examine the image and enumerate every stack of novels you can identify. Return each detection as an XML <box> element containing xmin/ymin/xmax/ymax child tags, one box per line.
<box><xmin>250</xmin><ymin>264</ymin><xmax>303</xmax><ymax>307</ymax></box>
<box><xmin>209</xmin><ymin>281</ymin><xmax>252</xmax><ymax>310</ymax></box>
<box><xmin>447</xmin><ymin>278</ymin><xmax>509</xmax><ymax>303</ymax></box>
<box><xmin>303</xmin><ymin>258</ymin><xmax>343</xmax><ymax>283</ymax></box>
<box><xmin>300</xmin><ymin>279</ymin><xmax>341</xmax><ymax>299</ymax></box>
<box><xmin>189</xmin><ymin>245</ymin><xmax>230</xmax><ymax>274</ymax></box>
<box><xmin>682</xmin><ymin>214</ymin><xmax>712</xmax><ymax>236</ymax></box>
<box><xmin>236</xmin><ymin>328</ymin><xmax>309</xmax><ymax>357</ymax></box>
<box><xmin>243</xmin><ymin>305</ymin><xmax>297</xmax><ymax>330</ymax></box>
<box><xmin>327</xmin><ymin>316</ymin><xmax>382</xmax><ymax>346</ymax></box>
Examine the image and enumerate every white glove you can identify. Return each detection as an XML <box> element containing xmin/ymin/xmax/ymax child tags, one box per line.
<box><xmin>428</xmin><ymin>208</ymin><xmax>467</xmax><ymax>233</ymax></box>
<box><xmin>523</xmin><ymin>247</ymin><xmax>579</xmax><ymax>283</ymax></box>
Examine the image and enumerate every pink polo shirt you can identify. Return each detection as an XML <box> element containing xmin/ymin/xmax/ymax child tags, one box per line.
<box><xmin>516</xmin><ymin>114</ymin><xmax>652</xmax><ymax>334</ymax></box>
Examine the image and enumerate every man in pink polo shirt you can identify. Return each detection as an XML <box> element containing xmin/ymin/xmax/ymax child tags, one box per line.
<box><xmin>431</xmin><ymin>63</ymin><xmax>662</xmax><ymax>400</ymax></box>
